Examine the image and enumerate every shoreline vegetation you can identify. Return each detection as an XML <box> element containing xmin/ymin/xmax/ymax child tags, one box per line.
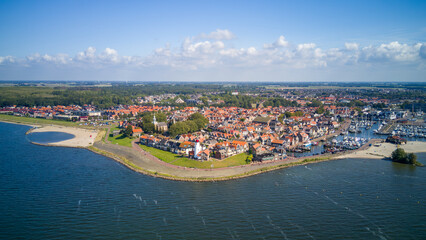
<box><xmin>2</xmin><ymin>115</ymin><xmax>425</xmax><ymax>182</ymax></box>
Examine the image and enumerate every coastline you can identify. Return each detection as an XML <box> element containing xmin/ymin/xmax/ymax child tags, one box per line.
<box><xmin>0</xmin><ymin>118</ymin><xmax>40</xmax><ymax>128</ymax></box>
<box><xmin>2</xmin><ymin>118</ymin><xmax>425</xmax><ymax>182</ymax></box>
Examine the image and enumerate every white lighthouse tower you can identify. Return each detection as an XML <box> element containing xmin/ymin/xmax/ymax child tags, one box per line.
<box><xmin>194</xmin><ymin>140</ymin><xmax>201</xmax><ymax>159</ymax></box>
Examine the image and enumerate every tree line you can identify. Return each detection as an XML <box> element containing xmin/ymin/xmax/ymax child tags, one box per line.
<box><xmin>169</xmin><ymin>113</ymin><xmax>209</xmax><ymax>137</ymax></box>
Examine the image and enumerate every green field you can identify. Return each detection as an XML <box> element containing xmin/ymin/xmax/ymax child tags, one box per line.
<box><xmin>0</xmin><ymin>114</ymin><xmax>83</xmax><ymax>127</ymax></box>
<box><xmin>139</xmin><ymin>144</ymin><xmax>249</xmax><ymax>169</ymax></box>
<box><xmin>107</xmin><ymin>130</ymin><xmax>134</xmax><ymax>147</ymax></box>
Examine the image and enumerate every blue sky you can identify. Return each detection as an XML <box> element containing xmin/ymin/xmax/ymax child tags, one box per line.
<box><xmin>0</xmin><ymin>0</ymin><xmax>425</xmax><ymax>82</ymax></box>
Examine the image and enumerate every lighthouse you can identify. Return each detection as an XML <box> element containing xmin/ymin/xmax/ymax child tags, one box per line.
<box><xmin>194</xmin><ymin>140</ymin><xmax>201</xmax><ymax>159</ymax></box>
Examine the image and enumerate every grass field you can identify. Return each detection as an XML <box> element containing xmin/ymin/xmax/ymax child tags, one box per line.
<box><xmin>139</xmin><ymin>144</ymin><xmax>249</xmax><ymax>169</ymax></box>
<box><xmin>0</xmin><ymin>114</ymin><xmax>83</xmax><ymax>127</ymax></box>
<box><xmin>107</xmin><ymin>131</ymin><xmax>134</xmax><ymax>147</ymax></box>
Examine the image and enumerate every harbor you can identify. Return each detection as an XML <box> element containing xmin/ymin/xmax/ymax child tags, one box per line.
<box><xmin>288</xmin><ymin>117</ymin><xmax>425</xmax><ymax>158</ymax></box>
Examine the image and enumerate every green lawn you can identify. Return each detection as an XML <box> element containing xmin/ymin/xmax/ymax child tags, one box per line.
<box><xmin>139</xmin><ymin>145</ymin><xmax>184</xmax><ymax>163</ymax></box>
<box><xmin>108</xmin><ymin>133</ymin><xmax>134</xmax><ymax>147</ymax></box>
<box><xmin>0</xmin><ymin>114</ymin><xmax>82</xmax><ymax>127</ymax></box>
<box><xmin>109</xmin><ymin>126</ymin><xmax>120</xmax><ymax>132</ymax></box>
<box><xmin>139</xmin><ymin>144</ymin><xmax>249</xmax><ymax>169</ymax></box>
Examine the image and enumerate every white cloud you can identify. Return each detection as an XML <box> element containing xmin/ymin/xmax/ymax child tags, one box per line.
<box><xmin>182</xmin><ymin>39</ymin><xmax>225</xmax><ymax>56</ymax></box>
<box><xmin>104</xmin><ymin>48</ymin><xmax>118</xmax><ymax>56</ymax></box>
<box><xmin>0</xmin><ymin>56</ymin><xmax>16</xmax><ymax>64</ymax></box>
<box><xmin>25</xmin><ymin>53</ymin><xmax>72</xmax><ymax>64</ymax></box>
<box><xmin>345</xmin><ymin>42</ymin><xmax>359</xmax><ymax>51</ymax></box>
<box><xmin>361</xmin><ymin>41</ymin><xmax>422</xmax><ymax>62</ymax></box>
<box><xmin>199</xmin><ymin>29</ymin><xmax>235</xmax><ymax>40</ymax></box>
<box><xmin>264</xmin><ymin>35</ymin><xmax>289</xmax><ymax>49</ymax></box>
<box><xmin>100</xmin><ymin>48</ymin><xmax>119</xmax><ymax>63</ymax></box>
<box><xmin>420</xmin><ymin>43</ymin><xmax>426</xmax><ymax>59</ymax></box>
<box><xmin>1</xmin><ymin>33</ymin><xmax>425</xmax><ymax>79</ymax></box>
<box><xmin>76</xmin><ymin>47</ymin><xmax>97</xmax><ymax>62</ymax></box>
<box><xmin>247</xmin><ymin>47</ymin><xmax>257</xmax><ymax>55</ymax></box>
<box><xmin>297</xmin><ymin>43</ymin><xmax>316</xmax><ymax>51</ymax></box>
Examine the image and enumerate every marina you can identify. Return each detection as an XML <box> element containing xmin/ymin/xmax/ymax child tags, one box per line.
<box><xmin>289</xmin><ymin>118</ymin><xmax>425</xmax><ymax>158</ymax></box>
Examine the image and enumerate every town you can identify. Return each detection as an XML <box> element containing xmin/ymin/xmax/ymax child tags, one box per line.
<box><xmin>1</xmin><ymin>83</ymin><xmax>424</xmax><ymax>167</ymax></box>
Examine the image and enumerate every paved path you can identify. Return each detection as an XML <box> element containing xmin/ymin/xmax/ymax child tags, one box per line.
<box><xmin>93</xmin><ymin>140</ymin><xmax>311</xmax><ymax>179</ymax></box>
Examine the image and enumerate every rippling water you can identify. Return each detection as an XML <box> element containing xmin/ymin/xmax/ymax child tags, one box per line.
<box><xmin>0</xmin><ymin>122</ymin><xmax>425</xmax><ymax>239</ymax></box>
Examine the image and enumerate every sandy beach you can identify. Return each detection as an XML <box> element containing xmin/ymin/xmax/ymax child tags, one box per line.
<box><xmin>29</xmin><ymin>125</ymin><xmax>98</xmax><ymax>147</ymax></box>
<box><xmin>336</xmin><ymin>141</ymin><xmax>426</xmax><ymax>160</ymax></box>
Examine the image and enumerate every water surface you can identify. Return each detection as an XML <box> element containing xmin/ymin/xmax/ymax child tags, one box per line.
<box><xmin>0</xmin><ymin>122</ymin><xmax>425</xmax><ymax>239</ymax></box>
<box><xmin>27</xmin><ymin>131</ymin><xmax>75</xmax><ymax>144</ymax></box>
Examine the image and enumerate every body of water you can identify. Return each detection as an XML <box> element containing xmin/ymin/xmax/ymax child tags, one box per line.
<box><xmin>0</xmin><ymin>122</ymin><xmax>425</xmax><ymax>239</ymax></box>
<box><xmin>27</xmin><ymin>131</ymin><xmax>75</xmax><ymax>144</ymax></box>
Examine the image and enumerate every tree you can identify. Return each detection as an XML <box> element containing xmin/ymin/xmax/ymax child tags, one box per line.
<box><xmin>391</xmin><ymin>148</ymin><xmax>407</xmax><ymax>163</ymax></box>
<box><xmin>308</xmin><ymin>99</ymin><xmax>323</xmax><ymax>108</ymax></box>
<box><xmin>142</xmin><ymin>122</ymin><xmax>155</xmax><ymax>134</ymax></box>
<box><xmin>278</xmin><ymin>114</ymin><xmax>285</xmax><ymax>123</ymax></box>
<box><xmin>189</xmin><ymin>113</ymin><xmax>209</xmax><ymax>129</ymax></box>
<box><xmin>316</xmin><ymin>105</ymin><xmax>325</xmax><ymax>114</ymax></box>
<box><xmin>142</xmin><ymin>112</ymin><xmax>167</xmax><ymax>124</ymax></box>
<box><xmin>407</xmin><ymin>153</ymin><xmax>417</xmax><ymax>165</ymax></box>
<box><xmin>185</xmin><ymin>120</ymin><xmax>198</xmax><ymax>132</ymax></box>
<box><xmin>169</xmin><ymin>121</ymin><xmax>190</xmax><ymax>137</ymax></box>
<box><xmin>284</xmin><ymin>112</ymin><xmax>292</xmax><ymax>118</ymax></box>
<box><xmin>124</xmin><ymin>125</ymin><xmax>133</xmax><ymax>137</ymax></box>
<box><xmin>200</xmin><ymin>96</ymin><xmax>208</xmax><ymax>105</ymax></box>
<box><xmin>293</xmin><ymin>111</ymin><xmax>304</xmax><ymax>117</ymax></box>
<box><xmin>246</xmin><ymin>154</ymin><xmax>253</xmax><ymax>164</ymax></box>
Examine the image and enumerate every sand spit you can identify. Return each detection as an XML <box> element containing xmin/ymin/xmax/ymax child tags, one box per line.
<box><xmin>336</xmin><ymin>141</ymin><xmax>426</xmax><ymax>160</ymax></box>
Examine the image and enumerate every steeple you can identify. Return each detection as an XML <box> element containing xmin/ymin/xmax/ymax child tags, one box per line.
<box><xmin>153</xmin><ymin>103</ymin><xmax>157</xmax><ymax>125</ymax></box>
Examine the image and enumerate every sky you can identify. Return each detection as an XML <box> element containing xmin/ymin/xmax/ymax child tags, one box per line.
<box><xmin>0</xmin><ymin>0</ymin><xmax>425</xmax><ymax>82</ymax></box>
